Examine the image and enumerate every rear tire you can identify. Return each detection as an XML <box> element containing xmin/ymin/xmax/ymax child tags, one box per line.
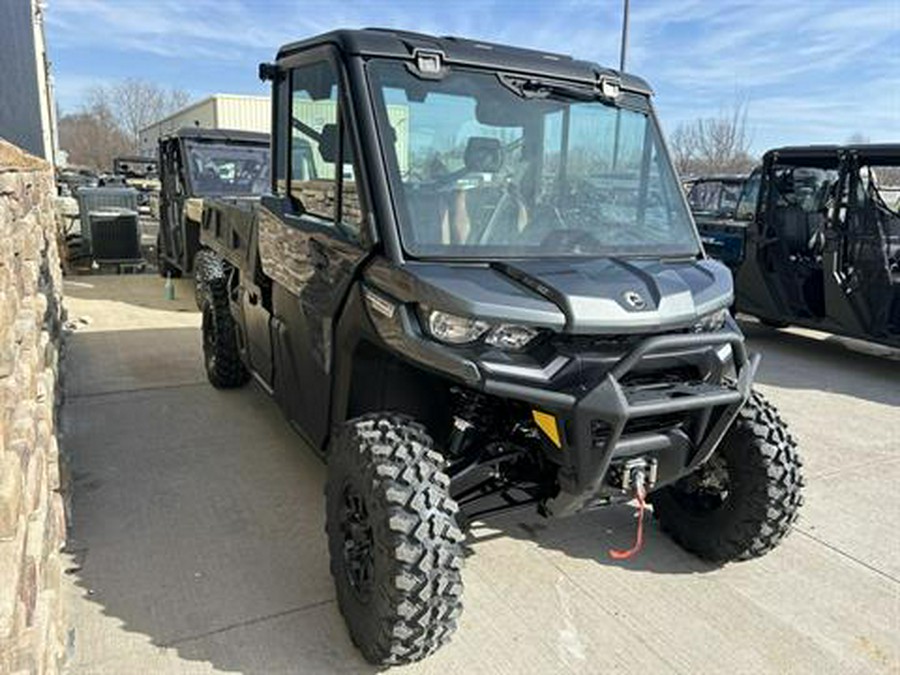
<box><xmin>201</xmin><ymin>277</ymin><xmax>249</xmax><ymax>389</ymax></box>
<box><xmin>651</xmin><ymin>390</ymin><xmax>804</xmax><ymax>562</ymax></box>
<box><xmin>325</xmin><ymin>414</ymin><xmax>464</xmax><ymax>665</ymax></box>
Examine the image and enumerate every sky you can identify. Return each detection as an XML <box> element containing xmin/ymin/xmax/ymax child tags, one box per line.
<box><xmin>46</xmin><ymin>0</ymin><xmax>900</xmax><ymax>154</ymax></box>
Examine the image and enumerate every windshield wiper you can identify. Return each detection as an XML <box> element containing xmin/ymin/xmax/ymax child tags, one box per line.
<box><xmin>499</xmin><ymin>74</ymin><xmax>601</xmax><ymax>102</ymax></box>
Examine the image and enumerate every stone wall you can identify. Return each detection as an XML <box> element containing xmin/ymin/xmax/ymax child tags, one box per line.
<box><xmin>0</xmin><ymin>140</ymin><xmax>66</xmax><ymax>674</ymax></box>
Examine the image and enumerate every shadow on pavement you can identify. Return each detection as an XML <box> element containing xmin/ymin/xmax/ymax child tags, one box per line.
<box><xmin>64</xmin><ymin>324</ymin><xmax>377</xmax><ymax>674</ymax></box>
<box><xmin>466</xmin><ymin>502</ymin><xmax>718</xmax><ymax>577</ymax></box>
<box><xmin>64</xmin><ymin>327</ymin><xmax>206</xmax><ymax>397</ymax></box>
<box><xmin>741</xmin><ymin>321</ymin><xmax>900</xmax><ymax>407</ymax></box>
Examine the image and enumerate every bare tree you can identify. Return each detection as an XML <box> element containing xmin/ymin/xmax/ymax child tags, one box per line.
<box><xmin>86</xmin><ymin>79</ymin><xmax>190</xmax><ymax>153</ymax></box>
<box><xmin>846</xmin><ymin>132</ymin><xmax>870</xmax><ymax>145</ymax></box>
<box><xmin>669</xmin><ymin>100</ymin><xmax>756</xmax><ymax>177</ymax></box>
<box><xmin>58</xmin><ymin>108</ymin><xmax>132</xmax><ymax>171</ymax></box>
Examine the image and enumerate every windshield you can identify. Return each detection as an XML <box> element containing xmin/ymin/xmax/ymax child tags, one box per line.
<box><xmin>185</xmin><ymin>141</ymin><xmax>270</xmax><ymax>197</ymax></box>
<box><xmin>688</xmin><ymin>180</ymin><xmax>743</xmax><ymax>215</ymax></box>
<box><xmin>368</xmin><ymin>60</ymin><xmax>698</xmax><ymax>258</ymax></box>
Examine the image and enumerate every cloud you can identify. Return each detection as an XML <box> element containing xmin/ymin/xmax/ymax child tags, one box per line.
<box><xmin>45</xmin><ymin>0</ymin><xmax>900</xmax><ymax>152</ymax></box>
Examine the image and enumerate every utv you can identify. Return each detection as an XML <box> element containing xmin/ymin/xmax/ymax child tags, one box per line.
<box><xmin>688</xmin><ymin>174</ymin><xmax>749</xmax><ymax>269</ymax></box>
<box><xmin>113</xmin><ymin>155</ymin><xmax>158</xmax><ymax>177</ymax></box>
<box><xmin>112</xmin><ymin>155</ymin><xmax>160</xmax><ymax>207</ymax></box>
<box><xmin>685</xmin><ymin>174</ymin><xmax>746</xmax><ymax>216</ymax></box>
<box><xmin>698</xmin><ymin>145</ymin><xmax>900</xmax><ymax>345</ymax></box>
<box><xmin>197</xmin><ymin>29</ymin><xmax>804</xmax><ymax>665</ymax></box>
<box><xmin>155</xmin><ymin>128</ymin><xmax>270</xmax><ymax>281</ymax></box>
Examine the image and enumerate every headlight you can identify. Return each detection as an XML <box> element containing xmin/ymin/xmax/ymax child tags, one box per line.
<box><xmin>427</xmin><ymin>310</ymin><xmax>490</xmax><ymax>344</ymax></box>
<box><xmin>425</xmin><ymin>310</ymin><xmax>539</xmax><ymax>349</ymax></box>
<box><xmin>693</xmin><ymin>308</ymin><xmax>729</xmax><ymax>333</ymax></box>
<box><xmin>485</xmin><ymin>323</ymin><xmax>539</xmax><ymax>350</ymax></box>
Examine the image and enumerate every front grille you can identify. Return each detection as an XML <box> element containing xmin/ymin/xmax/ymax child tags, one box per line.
<box><xmin>552</xmin><ymin>327</ymin><xmax>694</xmax><ymax>353</ymax></box>
<box><xmin>622</xmin><ymin>412</ymin><xmax>692</xmax><ymax>436</ymax></box>
<box><xmin>619</xmin><ymin>366</ymin><xmax>703</xmax><ymax>388</ymax></box>
<box><xmin>590</xmin><ymin>412</ymin><xmax>693</xmax><ymax>449</ymax></box>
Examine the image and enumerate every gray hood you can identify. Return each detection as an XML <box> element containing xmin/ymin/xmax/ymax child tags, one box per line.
<box><xmin>493</xmin><ymin>257</ymin><xmax>733</xmax><ymax>333</ymax></box>
<box><xmin>368</xmin><ymin>257</ymin><xmax>733</xmax><ymax>335</ymax></box>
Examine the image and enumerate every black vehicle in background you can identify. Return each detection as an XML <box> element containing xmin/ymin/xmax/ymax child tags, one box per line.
<box><xmin>685</xmin><ymin>174</ymin><xmax>747</xmax><ymax>218</ymax></box>
<box><xmin>697</xmin><ymin>145</ymin><xmax>900</xmax><ymax>345</ymax></box>
<box><xmin>112</xmin><ymin>155</ymin><xmax>160</xmax><ymax>207</ymax></box>
<box><xmin>196</xmin><ymin>29</ymin><xmax>803</xmax><ymax>665</ymax></box>
<box><xmin>687</xmin><ymin>174</ymin><xmax>749</xmax><ymax>268</ymax></box>
<box><xmin>682</xmin><ymin>174</ymin><xmax>747</xmax><ymax>268</ymax></box>
<box><xmin>155</xmin><ymin>128</ymin><xmax>270</xmax><ymax>278</ymax></box>
<box><xmin>113</xmin><ymin>155</ymin><xmax>158</xmax><ymax>179</ymax></box>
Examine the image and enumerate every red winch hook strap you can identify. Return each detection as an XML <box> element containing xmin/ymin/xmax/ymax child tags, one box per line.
<box><xmin>608</xmin><ymin>482</ymin><xmax>647</xmax><ymax>560</ymax></box>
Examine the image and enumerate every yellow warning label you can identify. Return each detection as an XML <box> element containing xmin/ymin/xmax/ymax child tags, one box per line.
<box><xmin>532</xmin><ymin>410</ymin><xmax>561</xmax><ymax>448</ymax></box>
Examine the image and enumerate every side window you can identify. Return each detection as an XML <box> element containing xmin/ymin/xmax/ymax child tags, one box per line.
<box><xmin>340</xmin><ymin>118</ymin><xmax>363</xmax><ymax>236</ymax></box>
<box><xmin>736</xmin><ymin>172</ymin><xmax>760</xmax><ymax>220</ymax></box>
<box><xmin>290</xmin><ymin>60</ymin><xmax>339</xmax><ymax>220</ymax></box>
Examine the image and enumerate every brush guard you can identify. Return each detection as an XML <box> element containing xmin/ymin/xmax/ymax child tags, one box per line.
<box><xmin>485</xmin><ymin>331</ymin><xmax>759</xmax><ymax>518</ymax></box>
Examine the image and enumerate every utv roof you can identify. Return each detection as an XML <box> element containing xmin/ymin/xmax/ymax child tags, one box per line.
<box><xmin>277</xmin><ymin>28</ymin><xmax>653</xmax><ymax>95</ymax></box>
<box><xmin>766</xmin><ymin>144</ymin><xmax>900</xmax><ymax>164</ymax></box>
<box><xmin>164</xmin><ymin>128</ymin><xmax>270</xmax><ymax>145</ymax></box>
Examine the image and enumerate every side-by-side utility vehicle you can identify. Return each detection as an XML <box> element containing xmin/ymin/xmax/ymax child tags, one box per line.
<box><xmin>697</xmin><ymin>145</ymin><xmax>900</xmax><ymax>345</ymax></box>
<box><xmin>155</xmin><ymin>128</ymin><xmax>270</xmax><ymax>280</ymax></box>
<box><xmin>686</xmin><ymin>174</ymin><xmax>748</xmax><ymax>268</ymax></box>
<box><xmin>112</xmin><ymin>155</ymin><xmax>159</xmax><ymax>209</ymax></box>
<box><xmin>197</xmin><ymin>29</ymin><xmax>804</xmax><ymax>665</ymax></box>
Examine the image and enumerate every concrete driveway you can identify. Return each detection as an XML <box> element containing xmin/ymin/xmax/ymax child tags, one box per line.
<box><xmin>61</xmin><ymin>275</ymin><xmax>899</xmax><ymax>675</ymax></box>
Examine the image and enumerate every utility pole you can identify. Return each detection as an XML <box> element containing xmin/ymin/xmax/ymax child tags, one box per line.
<box><xmin>619</xmin><ymin>0</ymin><xmax>630</xmax><ymax>72</ymax></box>
<box><xmin>613</xmin><ymin>0</ymin><xmax>630</xmax><ymax>170</ymax></box>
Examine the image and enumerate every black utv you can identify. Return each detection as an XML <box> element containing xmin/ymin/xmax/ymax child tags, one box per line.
<box><xmin>688</xmin><ymin>174</ymin><xmax>750</xmax><ymax>268</ymax></box>
<box><xmin>196</xmin><ymin>29</ymin><xmax>804</xmax><ymax>665</ymax></box>
<box><xmin>112</xmin><ymin>155</ymin><xmax>160</xmax><ymax>208</ymax></box>
<box><xmin>155</xmin><ymin>128</ymin><xmax>270</xmax><ymax>279</ymax></box>
<box><xmin>698</xmin><ymin>145</ymin><xmax>900</xmax><ymax>345</ymax></box>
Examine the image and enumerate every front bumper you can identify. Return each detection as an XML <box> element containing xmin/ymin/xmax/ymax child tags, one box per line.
<box><xmin>483</xmin><ymin>331</ymin><xmax>760</xmax><ymax>517</ymax></box>
<box><xmin>362</xmin><ymin>291</ymin><xmax>759</xmax><ymax>517</ymax></box>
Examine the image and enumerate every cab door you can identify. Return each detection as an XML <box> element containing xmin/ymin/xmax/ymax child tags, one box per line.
<box><xmin>257</xmin><ymin>51</ymin><xmax>372</xmax><ymax>449</ymax></box>
<box><xmin>158</xmin><ymin>140</ymin><xmax>184</xmax><ymax>265</ymax></box>
<box><xmin>837</xmin><ymin>157</ymin><xmax>899</xmax><ymax>335</ymax></box>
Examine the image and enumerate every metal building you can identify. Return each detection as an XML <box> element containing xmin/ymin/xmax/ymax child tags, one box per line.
<box><xmin>139</xmin><ymin>95</ymin><xmax>270</xmax><ymax>154</ymax></box>
<box><xmin>0</xmin><ymin>0</ymin><xmax>58</xmax><ymax>164</ymax></box>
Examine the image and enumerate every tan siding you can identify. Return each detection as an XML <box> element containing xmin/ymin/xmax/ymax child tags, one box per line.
<box><xmin>139</xmin><ymin>98</ymin><xmax>217</xmax><ymax>154</ymax></box>
<box><xmin>139</xmin><ymin>95</ymin><xmax>269</xmax><ymax>154</ymax></box>
<box><xmin>214</xmin><ymin>96</ymin><xmax>271</xmax><ymax>134</ymax></box>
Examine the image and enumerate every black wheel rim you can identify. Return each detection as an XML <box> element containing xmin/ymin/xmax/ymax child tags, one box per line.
<box><xmin>340</xmin><ymin>483</ymin><xmax>375</xmax><ymax>601</ymax></box>
<box><xmin>671</xmin><ymin>453</ymin><xmax>731</xmax><ymax>515</ymax></box>
<box><xmin>202</xmin><ymin>306</ymin><xmax>216</xmax><ymax>372</ymax></box>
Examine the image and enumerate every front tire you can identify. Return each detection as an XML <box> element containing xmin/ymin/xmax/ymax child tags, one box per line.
<box><xmin>325</xmin><ymin>414</ymin><xmax>464</xmax><ymax>665</ymax></box>
<box><xmin>651</xmin><ymin>391</ymin><xmax>804</xmax><ymax>562</ymax></box>
<box><xmin>201</xmin><ymin>277</ymin><xmax>249</xmax><ymax>389</ymax></box>
<box><xmin>193</xmin><ymin>248</ymin><xmax>225</xmax><ymax>309</ymax></box>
